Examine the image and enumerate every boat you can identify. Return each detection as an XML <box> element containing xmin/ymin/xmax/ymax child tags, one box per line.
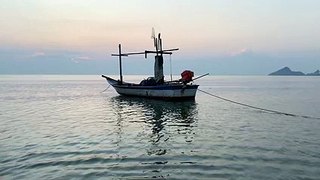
<box><xmin>102</xmin><ymin>30</ymin><xmax>205</xmax><ymax>100</ymax></box>
<box><xmin>102</xmin><ymin>75</ymin><xmax>199</xmax><ymax>100</ymax></box>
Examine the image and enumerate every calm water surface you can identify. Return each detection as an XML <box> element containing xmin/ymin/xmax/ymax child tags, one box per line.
<box><xmin>0</xmin><ymin>75</ymin><xmax>319</xmax><ymax>179</ymax></box>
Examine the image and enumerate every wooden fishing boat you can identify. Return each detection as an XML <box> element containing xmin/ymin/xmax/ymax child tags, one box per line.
<box><xmin>102</xmin><ymin>30</ymin><xmax>206</xmax><ymax>100</ymax></box>
<box><xmin>102</xmin><ymin>75</ymin><xmax>199</xmax><ymax>100</ymax></box>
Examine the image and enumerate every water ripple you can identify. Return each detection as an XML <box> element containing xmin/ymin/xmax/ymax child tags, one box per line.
<box><xmin>1</xmin><ymin>76</ymin><xmax>320</xmax><ymax>179</ymax></box>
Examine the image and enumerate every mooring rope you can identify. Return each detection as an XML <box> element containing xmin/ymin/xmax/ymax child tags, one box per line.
<box><xmin>198</xmin><ymin>88</ymin><xmax>320</xmax><ymax>120</ymax></box>
<box><xmin>100</xmin><ymin>85</ymin><xmax>111</xmax><ymax>93</ymax></box>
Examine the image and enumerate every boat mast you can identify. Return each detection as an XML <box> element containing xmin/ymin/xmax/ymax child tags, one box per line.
<box><xmin>111</xmin><ymin>44</ymin><xmax>125</xmax><ymax>84</ymax></box>
<box><xmin>118</xmin><ymin>44</ymin><xmax>123</xmax><ymax>84</ymax></box>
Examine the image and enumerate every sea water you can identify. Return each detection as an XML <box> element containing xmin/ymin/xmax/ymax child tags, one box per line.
<box><xmin>0</xmin><ymin>75</ymin><xmax>319</xmax><ymax>179</ymax></box>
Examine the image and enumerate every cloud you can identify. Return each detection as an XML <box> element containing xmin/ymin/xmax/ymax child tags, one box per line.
<box><xmin>21</xmin><ymin>51</ymin><xmax>47</xmax><ymax>60</ymax></box>
<box><xmin>229</xmin><ymin>48</ymin><xmax>252</xmax><ymax>57</ymax></box>
<box><xmin>71</xmin><ymin>56</ymin><xmax>93</xmax><ymax>63</ymax></box>
<box><xmin>30</xmin><ymin>52</ymin><xmax>46</xmax><ymax>57</ymax></box>
<box><xmin>75</xmin><ymin>56</ymin><xmax>92</xmax><ymax>61</ymax></box>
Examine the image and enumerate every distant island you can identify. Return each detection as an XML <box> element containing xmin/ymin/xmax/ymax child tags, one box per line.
<box><xmin>269</xmin><ymin>67</ymin><xmax>320</xmax><ymax>76</ymax></box>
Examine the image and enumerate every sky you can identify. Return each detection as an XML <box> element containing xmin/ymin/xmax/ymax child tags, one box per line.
<box><xmin>0</xmin><ymin>0</ymin><xmax>320</xmax><ymax>75</ymax></box>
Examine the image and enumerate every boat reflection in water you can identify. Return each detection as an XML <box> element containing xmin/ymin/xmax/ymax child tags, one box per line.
<box><xmin>109</xmin><ymin>96</ymin><xmax>198</xmax><ymax>157</ymax></box>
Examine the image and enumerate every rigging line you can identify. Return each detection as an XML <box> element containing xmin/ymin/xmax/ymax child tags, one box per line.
<box><xmin>198</xmin><ymin>88</ymin><xmax>320</xmax><ymax>120</ymax></box>
<box><xmin>100</xmin><ymin>85</ymin><xmax>111</xmax><ymax>93</ymax></box>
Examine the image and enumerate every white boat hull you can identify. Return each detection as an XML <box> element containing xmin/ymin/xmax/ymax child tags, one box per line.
<box><xmin>114</xmin><ymin>85</ymin><xmax>198</xmax><ymax>99</ymax></box>
<box><xmin>102</xmin><ymin>75</ymin><xmax>198</xmax><ymax>100</ymax></box>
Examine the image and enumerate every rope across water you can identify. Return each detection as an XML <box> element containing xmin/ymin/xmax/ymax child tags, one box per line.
<box><xmin>198</xmin><ymin>88</ymin><xmax>320</xmax><ymax>120</ymax></box>
<box><xmin>100</xmin><ymin>85</ymin><xmax>111</xmax><ymax>93</ymax></box>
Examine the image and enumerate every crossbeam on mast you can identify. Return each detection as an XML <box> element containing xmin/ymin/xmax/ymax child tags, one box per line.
<box><xmin>111</xmin><ymin>49</ymin><xmax>179</xmax><ymax>58</ymax></box>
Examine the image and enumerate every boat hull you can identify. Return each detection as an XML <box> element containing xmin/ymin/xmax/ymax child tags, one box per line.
<box><xmin>102</xmin><ymin>75</ymin><xmax>198</xmax><ymax>100</ymax></box>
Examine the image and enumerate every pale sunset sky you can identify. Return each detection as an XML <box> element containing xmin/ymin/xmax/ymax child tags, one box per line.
<box><xmin>0</xmin><ymin>0</ymin><xmax>319</xmax><ymax>75</ymax></box>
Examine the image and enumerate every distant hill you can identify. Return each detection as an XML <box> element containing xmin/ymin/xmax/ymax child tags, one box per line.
<box><xmin>269</xmin><ymin>67</ymin><xmax>320</xmax><ymax>76</ymax></box>
<box><xmin>269</xmin><ymin>67</ymin><xmax>305</xmax><ymax>76</ymax></box>
<box><xmin>306</xmin><ymin>70</ymin><xmax>320</xmax><ymax>76</ymax></box>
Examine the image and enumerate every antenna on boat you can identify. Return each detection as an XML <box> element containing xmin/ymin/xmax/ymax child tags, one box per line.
<box><xmin>151</xmin><ymin>28</ymin><xmax>156</xmax><ymax>48</ymax></box>
<box><xmin>151</xmin><ymin>28</ymin><xmax>165</xmax><ymax>56</ymax></box>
